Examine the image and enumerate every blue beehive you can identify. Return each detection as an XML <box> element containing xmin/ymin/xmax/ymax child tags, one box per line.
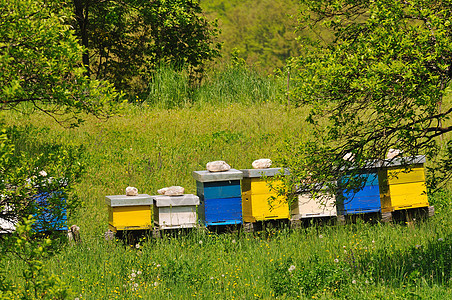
<box><xmin>192</xmin><ymin>169</ymin><xmax>243</xmax><ymax>226</ymax></box>
<box><xmin>337</xmin><ymin>170</ymin><xmax>381</xmax><ymax>215</ymax></box>
<box><xmin>33</xmin><ymin>192</ymin><xmax>68</xmax><ymax>232</ymax></box>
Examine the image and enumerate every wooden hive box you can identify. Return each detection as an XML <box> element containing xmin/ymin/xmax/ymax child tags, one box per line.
<box><xmin>152</xmin><ymin>194</ymin><xmax>200</xmax><ymax>229</ymax></box>
<box><xmin>193</xmin><ymin>169</ymin><xmax>243</xmax><ymax>226</ymax></box>
<box><xmin>337</xmin><ymin>166</ymin><xmax>381</xmax><ymax>215</ymax></box>
<box><xmin>378</xmin><ymin>155</ymin><xmax>429</xmax><ymax>213</ymax></box>
<box><xmin>292</xmin><ymin>185</ymin><xmax>337</xmax><ymax>219</ymax></box>
<box><xmin>105</xmin><ymin>194</ymin><xmax>153</xmax><ymax>232</ymax></box>
<box><xmin>241</xmin><ymin>168</ymin><xmax>290</xmax><ymax>222</ymax></box>
<box><xmin>33</xmin><ymin>192</ymin><xmax>68</xmax><ymax>232</ymax></box>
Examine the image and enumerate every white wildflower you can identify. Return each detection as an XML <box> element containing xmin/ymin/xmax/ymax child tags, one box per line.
<box><xmin>352</xmin><ymin>280</ymin><xmax>356</xmax><ymax>284</ymax></box>
<box><xmin>288</xmin><ymin>265</ymin><xmax>296</xmax><ymax>272</ymax></box>
<box><xmin>334</xmin><ymin>259</ymin><xmax>339</xmax><ymax>263</ymax></box>
<box><xmin>438</xmin><ymin>238</ymin><xmax>444</xmax><ymax>242</ymax></box>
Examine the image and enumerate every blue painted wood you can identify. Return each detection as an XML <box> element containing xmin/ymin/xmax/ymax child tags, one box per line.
<box><xmin>197</xmin><ymin>180</ymin><xmax>241</xmax><ymax>199</ymax></box>
<box><xmin>338</xmin><ymin>172</ymin><xmax>382</xmax><ymax>215</ymax></box>
<box><xmin>203</xmin><ymin>197</ymin><xmax>242</xmax><ymax>225</ymax></box>
<box><xmin>33</xmin><ymin>192</ymin><xmax>68</xmax><ymax>232</ymax></box>
<box><xmin>339</xmin><ymin>172</ymin><xmax>379</xmax><ymax>187</ymax></box>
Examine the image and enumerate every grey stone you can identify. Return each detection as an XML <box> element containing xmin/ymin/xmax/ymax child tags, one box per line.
<box><xmin>252</xmin><ymin>159</ymin><xmax>272</xmax><ymax>169</ymax></box>
<box><xmin>126</xmin><ymin>186</ymin><xmax>138</xmax><ymax>196</ymax></box>
<box><xmin>206</xmin><ymin>161</ymin><xmax>231</xmax><ymax>172</ymax></box>
<box><xmin>157</xmin><ymin>186</ymin><xmax>185</xmax><ymax>196</ymax></box>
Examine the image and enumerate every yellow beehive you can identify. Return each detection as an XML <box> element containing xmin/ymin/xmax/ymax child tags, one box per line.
<box><xmin>378</xmin><ymin>156</ymin><xmax>429</xmax><ymax>213</ymax></box>
<box><xmin>241</xmin><ymin>168</ymin><xmax>290</xmax><ymax>222</ymax></box>
<box><xmin>106</xmin><ymin>194</ymin><xmax>153</xmax><ymax>232</ymax></box>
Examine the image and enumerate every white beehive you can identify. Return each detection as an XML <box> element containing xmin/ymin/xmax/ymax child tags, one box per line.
<box><xmin>152</xmin><ymin>194</ymin><xmax>200</xmax><ymax>229</ymax></box>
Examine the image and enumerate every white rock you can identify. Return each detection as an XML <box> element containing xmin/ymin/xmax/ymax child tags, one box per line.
<box><xmin>206</xmin><ymin>161</ymin><xmax>231</xmax><ymax>172</ymax></box>
<box><xmin>157</xmin><ymin>186</ymin><xmax>185</xmax><ymax>196</ymax></box>
<box><xmin>252</xmin><ymin>159</ymin><xmax>272</xmax><ymax>169</ymax></box>
<box><xmin>126</xmin><ymin>186</ymin><xmax>138</xmax><ymax>196</ymax></box>
<box><xmin>387</xmin><ymin>149</ymin><xmax>402</xmax><ymax>159</ymax></box>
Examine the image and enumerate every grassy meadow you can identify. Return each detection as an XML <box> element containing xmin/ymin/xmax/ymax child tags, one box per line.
<box><xmin>1</xmin><ymin>67</ymin><xmax>452</xmax><ymax>299</ymax></box>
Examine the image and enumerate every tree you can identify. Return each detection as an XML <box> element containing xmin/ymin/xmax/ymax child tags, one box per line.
<box><xmin>0</xmin><ymin>0</ymin><xmax>118</xmax><ymax>231</ymax></box>
<box><xmin>279</xmin><ymin>0</ymin><xmax>452</xmax><ymax>193</ymax></box>
<box><xmin>68</xmin><ymin>0</ymin><xmax>221</xmax><ymax>95</ymax></box>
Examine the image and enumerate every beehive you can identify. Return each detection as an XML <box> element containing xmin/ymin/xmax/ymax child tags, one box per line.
<box><xmin>378</xmin><ymin>155</ymin><xmax>429</xmax><ymax>212</ymax></box>
<box><xmin>33</xmin><ymin>192</ymin><xmax>68</xmax><ymax>232</ymax></box>
<box><xmin>241</xmin><ymin>168</ymin><xmax>290</xmax><ymax>222</ymax></box>
<box><xmin>292</xmin><ymin>186</ymin><xmax>337</xmax><ymax>219</ymax></box>
<box><xmin>105</xmin><ymin>194</ymin><xmax>153</xmax><ymax>232</ymax></box>
<box><xmin>152</xmin><ymin>194</ymin><xmax>199</xmax><ymax>229</ymax></box>
<box><xmin>337</xmin><ymin>168</ymin><xmax>381</xmax><ymax>215</ymax></box>
<box><xmin>193</xmin><ymin>169</ymin><xmax>243</xmax><ymax>226</ymax></box>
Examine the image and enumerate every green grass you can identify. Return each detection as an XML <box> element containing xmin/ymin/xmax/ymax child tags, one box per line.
<box><xmin>1</xmin><ymin>102</ymin><xmax>451</xmax><ymax>299</ymax></box>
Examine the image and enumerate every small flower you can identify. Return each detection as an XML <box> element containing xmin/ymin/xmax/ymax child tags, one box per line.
<box><xmin>156</xmin><ymin>264</ymin><xmax>161</xmax><ymax>268</ymax></box>
<box><xmin>134</xmin><ymin>283</ymin><xmax>138</xmax><ymax>288</ymax></box>
<box><xmin>365</xmin><ymin>280</ymin><xmax>369</xmax><ymax>284</ymax></box>
<box><xmin>210</xmin><ymin>277</ymin><xmax>214</xmax><ymax>280</ymax></box>
<box><xmin>352</xmin><ymin>280</ymin><xmax>356</xmax><ymax>284</ymax></box>
<box><xmin>319</xmin><ymin>235</ymin><xmax>324</xmax><ymax>239</ymax></box>
<box><xmin>153</xmin><ymin>282</ymin><xmax>159</xmax><ymax>287</ymax></box>
<box><xmin>137</xmin><ymin>270</ymin><xmax>142</xmax><ymax>275</ymax></box>
<box><xmin>415</xmin><ymin>244</ymin><xmax>422</xmax><ymax>249</ymax></box>
<box><xmin>135</xmin><ymin>243</ymin><xmax>140</xmax><ymax>249</ymax></box>
<box><xmin>288</xmin><ymin>265</ymin><xmax>296</xmax><ymax>272</ymax></box>
<box><xmin>232</xmin><ymin>239</ymin><xmax>236</xmax><ymax>244</ymax></box>
<box><xmin>372</xmin><ymin>240</ymin><xmax>375</xmax><ymax>244</ymax></box>
<box><xmin>343</xmin><ymin>245</ymin><xmax>346</xmax><ymax>249</ymax></box>
<box><xmin>438</xmin><ymin>238</ymin><xmax>444</xmax><ymax>242</ymax></box>
<box><xmin>199</xmin><ymin>240</ymin><xmax>203</xmax><ymax>245</ymax></box>
<box><xmin>131</xmin><ymin>273</ymin><xmax>137</xmax><ymax>278</ymax></box>
<box><xmin>334</xmin><ymin>259</ymin><xmax>339</xmax><ymax>263</ymax></box>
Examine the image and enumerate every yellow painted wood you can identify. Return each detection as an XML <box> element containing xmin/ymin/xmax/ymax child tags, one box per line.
<box><xmin>108</xmin><ymin>205</ymin><xmax>153</xmax><ymax>231</ymax></box>
<box><xmin>242</xmin><ymin>193</ymin><xmax>289</xmax><ymax>221</ymax></box>
<box><xmin>379</xmin><ymin>164</ymin><xmax>429</xmax><ymax>212</ymax></box>
<box><xmin>386</xmin><ymin>165</ymin><xmax>425</xmax><ymax>185</ymax></box>
<box><xmin>242</xmin><ymin>193</ymin><xmax>255</xmax><ymax>222</ymax></box>
<box><xmin>241</xmin><ymin>178</ymin><xmax>285</xmax><ymax>195</ymax></box>
<box><xmin>388</xmin><ymin>182</ymin><xmax>428</xmax><ymax>210</ymax></box>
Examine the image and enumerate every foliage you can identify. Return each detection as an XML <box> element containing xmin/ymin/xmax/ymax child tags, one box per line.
<box><xmin>0</xmin><ymin>0</ymin><xmax>119</xmax><ymax>128</ymax></box>
<box><xmin>68</xmin><ymin>0</ymin><xmax>221</xmax><ymax>96</ymax></box>
<box><xmin>282</xmin><ymin>0</ymin><xmax>452</xmax><ymax>193</ymax></box>
<box><xmin>0</xmin><ymin>216</ymin><xmax>71</xmax><ymax>299</ymax></box>
<box><xmin>0</xmin><ymin>124</ymin><xmax>84</xmax><ymax>232</ymax></box>
<box><xmin>200</xmin><ymin>0</ymin><xmax>302</xmax><ymax>73</ymax></box>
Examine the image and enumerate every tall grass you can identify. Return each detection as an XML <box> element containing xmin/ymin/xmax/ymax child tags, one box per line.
<box><xmin>145</xmin><ymin>64</ymin><xmax>285</xmax><ymax>108</ymax></box>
